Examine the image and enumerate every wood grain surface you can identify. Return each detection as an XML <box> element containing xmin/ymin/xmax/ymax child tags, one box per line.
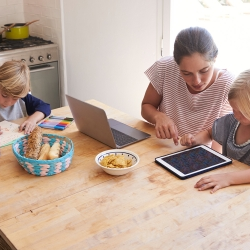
<box><xmin>0</xmin><ymin>100</ymin><xmax>249</xmax><ymax>250</ymax></box>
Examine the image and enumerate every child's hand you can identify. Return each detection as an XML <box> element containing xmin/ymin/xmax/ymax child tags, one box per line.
<box><xmin>194</xmin><ymin>173</ymin><xmax>231</xmax><ymax>194</ymax></box>
<box><xmin>180</xmin><ymin>133</ymin><xmax>195</xmax><ymax>147</ymax></box>
<box><xmin>19</xmin><ymin>118</ymin><xmax>38</xmax><ymax>134</ymax></box>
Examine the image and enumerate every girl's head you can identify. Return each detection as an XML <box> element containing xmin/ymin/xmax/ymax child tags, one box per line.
<box><xmin>0</xmin><ymin>60</ymin><xmax>30</xmax><ymax>108</ymax></box>
<box><xmin>228</xmin><ymin>69</ymin><xmax>250</xmax><ymax>123</ymax></box>
<box><xmin>173</xmin><ymin>27</ymin><xmax>218</xmax><ymax>65</ymax></box>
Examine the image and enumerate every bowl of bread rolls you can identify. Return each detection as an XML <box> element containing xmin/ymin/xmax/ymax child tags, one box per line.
<box><xmin>12</xmin><ymin>126</ymin><xmax>74</xmax><ymax>176</ymax></box>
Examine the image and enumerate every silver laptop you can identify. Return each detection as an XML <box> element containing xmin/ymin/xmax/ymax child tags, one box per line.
<box><xmin>66</xmin><ymin>95</ymin><xmax>151</xmax><ymax>148</ymax></box>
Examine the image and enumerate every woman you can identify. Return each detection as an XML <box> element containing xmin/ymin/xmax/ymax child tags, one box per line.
<box><xmin>141</xmin><ymin>26</ymin><xmax>234</xmax><ymax>151</ymax></box>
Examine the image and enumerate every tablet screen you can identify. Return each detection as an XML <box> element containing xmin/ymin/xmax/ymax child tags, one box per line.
<box><xmin>155</xmin><ymin>145</ymin><xmax>232</xmax><ymax>179</ymax></box>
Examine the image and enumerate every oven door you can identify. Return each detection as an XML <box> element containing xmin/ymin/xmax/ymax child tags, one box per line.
<box><xmin>29</xmin><ymin>61</ymin><xmax>60</xmax><ymax>109</ymax></box>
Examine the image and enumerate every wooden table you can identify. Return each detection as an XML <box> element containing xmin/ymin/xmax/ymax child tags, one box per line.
<box><xmin>1</xmin><ymin>100</ymin><xmax>250</xmax><ymax>250</ymax></box>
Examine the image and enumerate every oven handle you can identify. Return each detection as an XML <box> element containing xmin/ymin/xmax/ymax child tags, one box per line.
<box><xmin>29</xmin><ymin>64</ymin><xmax>55</xmax><ymax>73</ymax></box>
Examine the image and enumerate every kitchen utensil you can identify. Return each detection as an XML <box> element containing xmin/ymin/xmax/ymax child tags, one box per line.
<box><xmin>24</xmin><ymin>19</ymin><xmax>39</xmax><ymax>26</ymax></box>
<box><xmin>4</xmin><ymin>20</ymin><xmax>39</xmax><ymax>40</ymax></box>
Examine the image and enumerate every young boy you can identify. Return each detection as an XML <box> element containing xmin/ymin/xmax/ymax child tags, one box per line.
<box><xmin>180</xmin><ymin>69</ymin><xmax>250</xmax><ymax>193</ymax></box>
<box><xmin>0</xmin><ymin>60</ymin><xmax>51</xmax><ymax>134</ymax></box>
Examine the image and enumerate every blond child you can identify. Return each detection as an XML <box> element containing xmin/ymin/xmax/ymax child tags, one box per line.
<box><xmin>0</xmin><ymin>60</ymin><xmax>51</xmax><ymax>134</ymax></box>
<box><xmin>180</xmin><ymin>69</ymin><xmax>250</xmax><ymax>193</ymax></box>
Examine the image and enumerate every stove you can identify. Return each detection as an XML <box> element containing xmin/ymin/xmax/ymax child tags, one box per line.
<box><xmin>0</xmin><ymin>36</ymin><xmax>60</xmax><ymax>109</ymax></box>
<box><xmin>0</xmin><ymin>36</ymin><xmax>59</xmax><ymax>66</ymax></box>
<box><xmin>0</xmin><ymin>36</ymin><xmax>53</xmax><ymax>51</ymax></box>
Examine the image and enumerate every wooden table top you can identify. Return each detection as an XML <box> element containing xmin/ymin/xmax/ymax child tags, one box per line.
<box><xmin>0</xmin><ymin>100</ymin><xmax>250</xmax><ymax>250</ymax></box>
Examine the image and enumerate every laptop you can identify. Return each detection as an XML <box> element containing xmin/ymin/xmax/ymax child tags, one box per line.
<box><xmin>66</xmin><ymin>95</ymin><xmax>151</xmax><ymax>148</ymax></box>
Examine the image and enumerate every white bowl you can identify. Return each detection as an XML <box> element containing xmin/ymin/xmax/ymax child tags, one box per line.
<box><xmin>95</xmin><ymin>149</ymin><xmax>140</xmax><ymax>176</ymax></box>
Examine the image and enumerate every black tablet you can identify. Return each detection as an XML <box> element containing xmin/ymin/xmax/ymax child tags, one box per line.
<box><xmin>155</xmin><ymin>145</ymin><xmax>232</xmax><ymax>180</ymax></box>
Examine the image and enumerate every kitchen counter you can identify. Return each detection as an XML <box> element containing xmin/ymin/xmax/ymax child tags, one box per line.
<box><xmin>0</xmin><ymin>100</ymin><xmax>250</xmax><ymax>250</ymax></box>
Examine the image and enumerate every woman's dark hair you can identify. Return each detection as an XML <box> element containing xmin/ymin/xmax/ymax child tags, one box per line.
<box><xmin>173</xmin><ymin>27</ymin><xmax>218</xmax><ymax>65</ymax></box>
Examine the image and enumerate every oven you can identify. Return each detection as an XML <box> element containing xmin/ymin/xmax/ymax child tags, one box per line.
<box><xmin>0</xmin><ymin>37</ymin><xmax>60</xmax><ymax>109</ymax></box>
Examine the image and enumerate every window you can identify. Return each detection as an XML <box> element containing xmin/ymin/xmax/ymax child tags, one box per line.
<box><xmin>167</xmin><ymin>0</ymin><xmax>250</xmax><ymax>76</ymax></box>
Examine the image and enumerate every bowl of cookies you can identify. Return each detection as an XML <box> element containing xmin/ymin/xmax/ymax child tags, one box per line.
<box><xmin>12</xmin><ymin>126</ymin><xmax>74</xmax><ymax>176</ymax></box>
<box><xmin>95</xmin><ymin>149</ymin><xmax>140</xmax><ymax>176</ymax></box>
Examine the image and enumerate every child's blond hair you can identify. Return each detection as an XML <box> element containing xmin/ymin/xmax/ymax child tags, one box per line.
<box><xmin>0</xmin><ymin>60</ymin><xmax>30</xmax><ymax>98</ymax></box>
<box><xmin>228</xmin><ymin>69</ymin><xmax>250</xmax><ymax>120</ymax></box>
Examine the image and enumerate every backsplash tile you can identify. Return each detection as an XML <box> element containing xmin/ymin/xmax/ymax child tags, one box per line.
<box><xmin>23</xmin><ymin>0</ymin><xmax>62</xmax><ymax>44</ymax></box>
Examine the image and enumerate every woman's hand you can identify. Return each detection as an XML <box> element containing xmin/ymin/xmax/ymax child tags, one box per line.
<box><xmin>194</xmin><ymin>173</ymin><xmax>231</xmax><ymax>194</ymax></box>
<box><xmin>180</xmin><ymin>133</ymin><xmax>196</xmax><ymax>147</ymax></box>
<box><xmin>154</xmin><ymin>112</ymin><xmax>179</xmax><ymax>145</ymax></box>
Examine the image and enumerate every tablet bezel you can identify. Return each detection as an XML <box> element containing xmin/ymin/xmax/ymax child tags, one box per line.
<box><xmin>155</xmin><ymin>145</ymin><xmax>232</xmax><ymax>180</ymax></box>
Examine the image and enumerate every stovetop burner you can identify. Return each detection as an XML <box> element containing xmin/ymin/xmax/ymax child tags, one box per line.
<box><xmin>0</xmin><ymin>36</ymin><xmax>53</xmax><ymax>51</ymax></box>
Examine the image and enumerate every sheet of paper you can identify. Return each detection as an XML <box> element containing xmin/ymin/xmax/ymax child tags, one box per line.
<box><xmin>0</xmin><ymin>121</ymin><xmax>24</xmax><ymax>147</ymax></box>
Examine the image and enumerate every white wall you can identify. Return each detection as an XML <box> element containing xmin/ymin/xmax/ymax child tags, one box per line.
<box><xmin>61</xmin><ymin>0</ymin><xmax>165</xmax><ymax>119</ymax></box>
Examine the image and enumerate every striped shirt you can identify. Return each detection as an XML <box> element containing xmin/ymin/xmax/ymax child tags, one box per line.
<box><xmin>145</xmin><ymin>56</ymin><xmax>235</xmax><ymax>136</ymax></box>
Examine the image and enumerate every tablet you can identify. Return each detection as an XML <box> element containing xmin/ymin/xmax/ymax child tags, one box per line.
<box><xmin>155</xmin><ymin>145</ymin><xmax>232</xmax><ymax>180</ymax></box>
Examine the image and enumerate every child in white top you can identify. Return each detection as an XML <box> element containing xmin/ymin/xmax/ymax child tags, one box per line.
<box><xmin>0</xmin><ymin>60</ymin><xmax>51</xmax><ymax>135</ymax></box>
<box><xmin>180</xmin><ymin>69</ymin><xmax>250</xmax><ymax>193</ymax></box>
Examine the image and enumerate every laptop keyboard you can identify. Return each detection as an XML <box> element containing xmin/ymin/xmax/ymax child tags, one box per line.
<box><xmin>111</xmin><ymin>128</ymin><xmax>137</xmax><ymax>146</ymax></box>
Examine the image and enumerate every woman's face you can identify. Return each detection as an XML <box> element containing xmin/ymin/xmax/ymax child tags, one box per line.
<box><xmin>179</xmin><ymin>52</ymin><xmax>215</xmax><ymax>94</ymax></box>
<box><xmin>229</xmin><ymin>99</ymin><xmax>250</xmax><ymax>126</ymax></box>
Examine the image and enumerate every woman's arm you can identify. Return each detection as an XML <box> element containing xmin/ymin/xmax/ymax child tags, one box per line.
<box><xmin>141</xmin><ymin>83</ymin><xmax>163</xmax><ymax>124</ymax></box>
<box><xmin>141</xmin><ymin>83</ymin><xmax>179</xmax><ymax>145</ymax></box>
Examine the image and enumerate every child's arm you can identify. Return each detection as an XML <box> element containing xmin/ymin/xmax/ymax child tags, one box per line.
<box><xmin>19</xmin><ymin>111</ymin><xmax>45</xmax><ymax>134</ymax></box>
<box><xmin>180</xmin><ymin>128</ymin><xmax>212</xmax><ymax>147</ymax></box>
<box><xmin>20</xmin><ymin>93</ymin><xmax>51</xmax><ymax>134</ymax></box>
<box><xmin>195</xmin><ymin>169</ymin><xmax>250</xmax><ymax>194</ymax></box>
<box><xmin>22</xmin><ymin>93</ymin><xmax>51</xmax><ymax>119</ymax></box>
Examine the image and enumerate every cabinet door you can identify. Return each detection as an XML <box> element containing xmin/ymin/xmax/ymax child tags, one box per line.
<box><xmin>62</xmin><ymin>0</ymin><xmax>163</xmax><ymax>119</ymax></box>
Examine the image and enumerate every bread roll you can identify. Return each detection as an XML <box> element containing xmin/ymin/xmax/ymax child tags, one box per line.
<box><xmin>25</xmin><ymin>126</ymin><xmax>43</xmax><ymax>159</ymax></box>
<box><xmin>38</xmin><ymin>143</ymin><xmax>51</xmax><ymax>160</ymax></box>
<box><xmin>48</xmin><ymin>142</ymin><xmax>60</xmax><ymax>160</ymax></box>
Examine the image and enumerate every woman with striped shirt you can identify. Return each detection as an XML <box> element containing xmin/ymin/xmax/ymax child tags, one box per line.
<box><xmin>180</xmin><ymin>69</ymin><xmax>250</xmax><ymax>193</ymax></box>
<box><xmin>141</xmin><ymin>27</ymin><xmax>234</xmax><ymax>152</ymax></box>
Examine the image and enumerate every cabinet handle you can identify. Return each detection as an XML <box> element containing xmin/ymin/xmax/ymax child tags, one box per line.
<box><xmin>29</xmin><ymin>65</ymin><xmax>55</xmax><ymax>73</ymax></box>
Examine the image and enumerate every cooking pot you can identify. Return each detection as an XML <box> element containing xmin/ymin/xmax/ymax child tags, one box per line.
<box><xmin>4</xmin><ymin>20</ymin><xmax>39</xmax><ymax>40</ymax></box>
